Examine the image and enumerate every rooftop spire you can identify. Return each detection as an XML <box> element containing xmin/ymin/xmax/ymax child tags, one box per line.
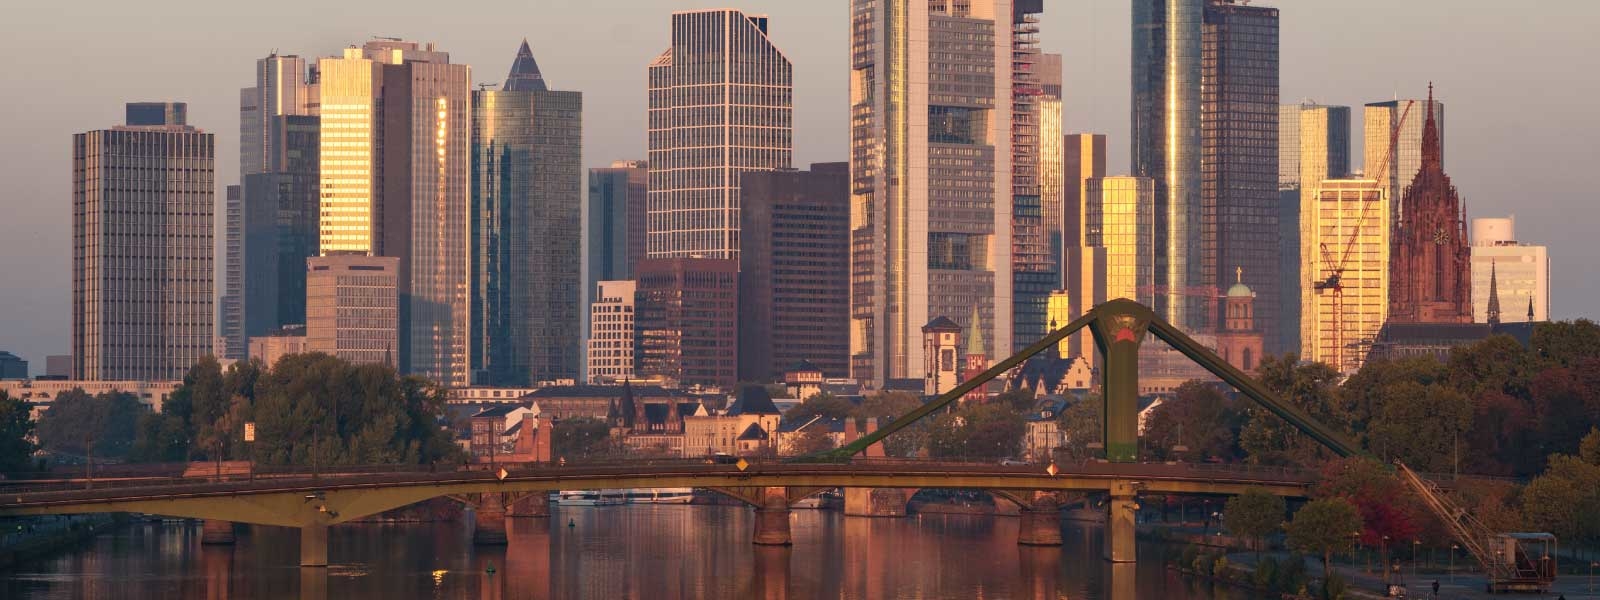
<box><xmin>1486</xmin><ymin>260</ymin><xmax>1501</xmax><ymax>325</ymax></box>
<box><xmin>503</xmin><ymin>38</ymin><xmax>548</xmax><ymax>92</ymax></box>
<box><xmin>1420</xmin><ymin>82</ymin><xmax>1441</xmax><ymax>169</ymax></box>
<box><xmin>966</xmin><ymin>306</ymin><xmax>985</xmax><ymax>357</ymax></box>
<box><xmin>1528</xmin><ymin>296</ymin><xmax>1536</xmax><ymax>322</ymax></box>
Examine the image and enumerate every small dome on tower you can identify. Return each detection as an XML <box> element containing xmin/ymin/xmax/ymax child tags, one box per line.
<box><xmin>1227</xmin><ymin>267</ymin><xmax>1253</xmax><ymax>298</ymax></box>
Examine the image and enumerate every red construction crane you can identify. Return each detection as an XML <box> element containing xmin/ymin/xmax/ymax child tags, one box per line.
<box><xmin>1314</xmin><ymin>100</ymin><xmax>1412</xmax><ymax>369</ymax></box>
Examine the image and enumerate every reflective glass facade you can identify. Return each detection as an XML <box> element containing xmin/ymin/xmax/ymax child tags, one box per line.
<box><xmin>471</xmin><ymin>56</ymin><xmax>582</xmax><ymax>386</ymax></box>
<box><xmin>73</xmin><ymin>109</ymin><xmax>215</xmax><ymax>380</ymax></box>
<box><xmin>1364</xmin><ymin>99</ymin><xmax>1443</xmax><ymax>227</ymax></box>
<box><xmin>1084</xmin><ymin>177</ymin><xmax>1157</xmax><ymax>306</ymax></box>
<box><xmin>647</xmin><ymin>10</ymin><xmax>793</xmax><ymax>261</ymax></box>
<box><xmin>1302</xmin><ymin>179</ymin><xmax>1387</xmax><ymax>373</ymax></box>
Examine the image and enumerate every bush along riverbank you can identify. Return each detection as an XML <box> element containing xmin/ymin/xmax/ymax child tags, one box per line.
<box><xmin>1164</xmin><ymin>543</ymin><xmax>1363</xmax><ymax>600</ymax></box>
<box><xmin>0</xmin><ymin>514</ymin><xmax>125</xmax><ymax>569</ymax></box>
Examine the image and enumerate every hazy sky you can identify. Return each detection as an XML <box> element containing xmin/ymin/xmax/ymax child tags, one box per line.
<box><xmin>1</xmin><ymin>1</ymin><xmax>1596</xmax><ymax>367</ymax></box>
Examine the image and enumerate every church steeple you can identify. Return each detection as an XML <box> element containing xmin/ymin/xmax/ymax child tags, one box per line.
<box><xmin>503</xmin><ymin>39</ymin><xmax>548</xmax><ymax>92</ymax></box>
<box><xmin>1528</xmin><ymin>296</ymin><xmax>1536</xmax><ymax>322</ymax></box>
<box><xmin>1486</xmin><ymin>260</ymin><xmax>1501</xmax><ymax>325</ymax></box>
<box><xmin>966</xmin><ymin>306</ymin><xmax>985</xmax><ymax>358</ymax></box>
<box><xmin>1420</xmin><ymin>82</ymin><xmax>1441</xmax><ymax>169</ymax></box>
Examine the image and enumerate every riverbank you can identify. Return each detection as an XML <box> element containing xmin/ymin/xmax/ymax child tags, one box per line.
<box><xmin>0</xmin><ymin>514</ymin><xmax>122</xmax><ymax>569</ymax></box>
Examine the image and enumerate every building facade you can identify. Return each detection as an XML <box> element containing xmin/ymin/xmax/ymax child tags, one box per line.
<box><xmin>1364</xmin><ymin>97</ymin><xmax>1444</xmax><ymax>226</ymax></box>
<box><xmin>1215</xmin><ymin>277</ymin><xmax>1264</xmax><ymax>372</ymax></box>
<box><xmin>737</xmin><ymin>163</ymin><xmax>851</xmax><ymax>381</ymax></box>
<box><xmin>1199</xmin><ymin>0</ymin><xmax>1280</xmax><ymax>344</ymax></box>
<box><xmin>471</xmin><ymin>41</ymin><xmax>583</xmax><ymax>386</ymax></box>
<box><xmin>306</xmin><ymin>255</ymin><xmax>399</xmax><ymax>367</ymax></box>
<box><xmin>1063</xmin><ymin>133</ymin><xmax>1108</xmax><ymax>365</ymax></box>
<box><xmin>587</xmin><ymin>280</ymin><xmax>636</xmax><ymax>383</ymax></box>
<box><xmin>1277</xmin><ymin>101</ymin><xmax>1349</xmax><ymax>358</ymax></box>
<box><xmin>0</xmin><ymin>352</ymin><xmax>26</xmax><ymax>380</ymax></box>
<box><xmin>73</xmin><ymin>103</ymin><xmax>214</xmax><ymax>381</ymax></box>
<box><xmin>318</xmin><ymin>40</ymin><xmax>471</xmax><ymax>387</ymax></box>
<box><xmin>248</xmin><ymin>326</ymin><xmax>307</xmax><ymax>368</ymax></box>
<box><xmin>1470</xmin><ymin>217</ymin><xmax>1549</xmax><ymax>324</ymax></box>
<box><xmin>647</xmin><ymin>9</ymin><xmax>793</xmax><ymax>261</ymax></box>
<box><xmin>850</xmin><ymin>0</ymin><xmax>1017</xmax><ymax>387</ymax></box>
<box><xmin>1132</xmin><ymin>0</ymin><xmax>1203</xmax><ymax>328</ymax></box>
<box><xmin>1084</xmin><ymin>177</ymin><xmax>1158</xmax><ymax>306</ymax></box>
<box><xmin>634</xmin><ymin>258</ymin><xmax>739</xmax><ymax>390</ymax></box>
<box><xmin>1011</xmin><ymin>1</ymin><xmax>1052</xmax><ymax>352</ymax></box>
<box><xmin>1302</xmin><ymin>179</ymin><xmax>1387</xmax><ymax>373</ymax></box>
<box><xmin>1388</xmin><ymin>91</ymin><xmax>1471</xmax><ymax>325</ymax></box>
<box><xmin>587</xmin><ymin>160</ymin><xmax>649</xmax><ymax>288</ymax></box>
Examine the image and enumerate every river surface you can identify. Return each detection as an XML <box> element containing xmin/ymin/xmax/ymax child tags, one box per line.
<box><xmin>3</xmin><ymin>505</ymin><xmax>1265</xmax><ymax>599</ymax></box>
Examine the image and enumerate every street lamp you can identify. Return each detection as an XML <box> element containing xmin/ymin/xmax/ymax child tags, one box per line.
<box><xmin>1589</xmin><ymin>560</ymin><xmax>1596</xmax><ymax>595</ymax></box>
<box><xmin>1381</xmin><ymin>535</ymin><xmax>1391</xmax><ymax>585</ymax></box>
<box><xmin>1449</xmin><ymin>544</ymin><xmax>1459</xmax><ymax>584</ymax></box>
<box><xmin>1350</xmin><ymin>531</ymin><xmax>1360</xmax><ymax>568</ymax></box>
<box><xmin>1413</xmin><ymin>540</ymin><xmax>1421</xmax><ymax>579</ymax></box>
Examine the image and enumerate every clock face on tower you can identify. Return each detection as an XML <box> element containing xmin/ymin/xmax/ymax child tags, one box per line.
<box><xmin>1433</xmin><ymin>227</ymin><xmax>1450</xmax><ymax>245</ymax></box>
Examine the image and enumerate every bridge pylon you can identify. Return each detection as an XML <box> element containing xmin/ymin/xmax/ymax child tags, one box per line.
<box><xmin>473</xmin><ymin>492</ymin><xmax>508</xmax><ymax>545</ymax></box>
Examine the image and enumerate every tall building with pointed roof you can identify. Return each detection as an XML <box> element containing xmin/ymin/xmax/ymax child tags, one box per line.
<box><xmin>1485</xmin><ymin>260</ymin><xmax>1501</xmax><ymax>325</ymax></box>
<box><xmin>472</xmin><ymin>40</ymin><xmax>583</xmax><ymax>386</ymax></box>
<box><xmin>1388</xmin><ymin>85</ymin><xmax>1472</xmax><ymax>325</ymax></box>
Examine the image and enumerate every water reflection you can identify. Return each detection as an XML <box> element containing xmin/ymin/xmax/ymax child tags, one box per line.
<box><xmin>4</xmin><ymin>506</ymin><xmax>1263</xmax><ymax>599</ymax></box>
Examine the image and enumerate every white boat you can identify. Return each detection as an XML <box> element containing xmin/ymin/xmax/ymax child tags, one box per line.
<box><xmin>626</xmin><ymin>488</ymin><xmax>695</xmax><ymax>504</ymax></box>
<box><xmin>556</xmin><ymin>490</ymin><xmax>626</xmax><ymax>506</ymax></box>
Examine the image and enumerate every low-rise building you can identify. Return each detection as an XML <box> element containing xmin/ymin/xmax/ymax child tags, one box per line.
<box><xmin>0</xmin><ymin>379</ymin><xmax>183</xmax><ymax>418</ymax></box>
<box><xmin>681</xmin><ymin>386</ymin><xmax>783</xmax><ymax>457</ymax></box>
<box><xmin>247</xmin><ymin>326</ymin><xmax>307</xmax><ymax>368</ymax></box>
<box><xmin>0</xmin><ymin>352</ymin><xmax>28</xmax><ymax>379</ymax></box>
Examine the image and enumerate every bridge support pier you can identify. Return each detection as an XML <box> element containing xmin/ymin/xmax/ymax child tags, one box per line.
<box><xmin>1103</xmin><ymin>483</ymin><xmax>1138</xmax><ymax>562</ymax></box>
<box><xmin>474</xmin><ymin>493</ymin><xmax>508</xmax><ymax>545</ymax></box>
<box><xmin>843</xmin><ymin>488</ymin><xmax>909</xmax><ymax>517</ymax></box>
<box><xmin>201</xmin><ymin>519</ymin><xmax>235</xmax><ymax>545</ymax></box>
<box><xmin>753</xmin><ymin>488</ymin><xmax>792</xmax><ymax>546</ymax></box>
<box><xmin>507</xmin><ymin>493</ymin><xmax>550</xmax><ymax>518</ymax></box>
<box><xmin>1017</xmin><ymin>496</ymin><xmax>1063</xmax><ymax>546</ymax></box>
<box><xmin>299</xmin><ymin>524</ymin><xmax>329</xmax><ymax>567</ymax></box>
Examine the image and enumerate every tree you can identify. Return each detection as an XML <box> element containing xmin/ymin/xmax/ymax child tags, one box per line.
<box><xmin>1056</xmin><ymin>395</ymin><xmax>1103</xmax><ymax>460</ymax></box>
<box><xmin>789</xmin><ymin>429</ymin><xmax>835</xmax><ymax>455</ymax></box>
<box><xmin>0</xmin><ymin>391</ymin><xmax>37</xmax><ymax>475</ymax></box>
<box><xmin>927</xmin><ymin>403</ymin><xmax>1025</xmax><ymax>460</ymax></box>
<box><xmin>991</xmin><ymin>387</ymin><xmax>1037</xmax><ymax>413</ymax></box>
<box><xmin>1366</xmin><ymin>382</ymin><xmax>1473</xmax><ymax>472</ymax></box>
<box><xmin>1225</xmin><ymin>488</ymin><xmax>1287</xmax><ymax>561</ymax></box>
<box><xmin>552</xmin><ymin>418</ymin><xmax>616</xmax><ymax>460</ymax></box>
<box><xmin>783</xmin><ymin>392</ymin><xmax>854</xmax><ymax>422</ymax></box>
<box><xmin>1530</xmin><ymin>319</ymin><xmax>1600</xmax><ymax>369</ymax></box>
<box><xmin>1446</xmin><ymin>334</ymin><xmax>1536</xmax><ymax>399</ymax></box>
<box><xmin>1521</xmin><ymin>453</ymin><xmax>1600</xmax><ymax>553</ymax></box>
<box><xmin>1530</xmin><ymin>360</ymin><xmax>1600</xmax><ymax>458</ymax></box>
<box><xmin>855</xmin><ymin>391</ymin><xmax>927</xmax><ymax>457</ymax></box>
<box><xmin>1241</xmin><ymin>355</ymin><xmax>1349</xmax><ymax>466</ymax></box>
<box><xmin>1141</xmin><ymin>381</ymin><xmax>1243</xmax><ymax>462</ymax></box>
<box><xmin>1339</xmin><ymin>355</ymin><xmax>1447</xmax><ymax>442</ymax></box>
<box><xmin>1313</xmin><ymin>457</ymin><xmax>1422</xmax><ymax>547</ymax></box>
<box><xmin>1286</xmin><ymin>497</ymin><xmax>1362</xmax><ymax>589</ymax></box>
<box><xmin>35</xmin><ymin>389</ymin><xmax>147</xmax><ymax>462</ymax></box>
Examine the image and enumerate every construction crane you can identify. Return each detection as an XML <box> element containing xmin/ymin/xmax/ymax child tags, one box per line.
<box><xmin>1313</xmin><ymin>101</ymin><xmax>1412</xmax><ymax>369</ymax></box>
<box><xmin>1396</xmin><ymin>463</ymin><xmax>1557</xmax><ymax>593</ymax></box>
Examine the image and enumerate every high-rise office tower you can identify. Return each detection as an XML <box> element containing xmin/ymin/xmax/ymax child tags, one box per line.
<box><xmin>737</xmin><ymin>163</ymin><xmax>850</xmax><ymax>382</ymax></box>
<box><xmin>1084</xmin><ymin>177</ymin><xmax>1158</xmax><ymax>306</ymax></box>
<box><xmin>1038</xmin><ymin>53</ymin><xmax>1065</xmax><ymax>285</ymax></box>
<box><xmin>73</xmin><ymin>103</ymin><xmax>214</xmax><ymax>380</ymax></box>
<box><xmin>1063</xmin><ymin>133</ymin><xmax>1107</xmax><ymax>363</ymax></box>
<box><xmin>1132</xmin><ymin>0</ymin><xmax>1202</xmax><ymax>329</ymax></box>
<box><xmin>646</xmin><ymin>9</ymin><xmax>792</xmax><ymax>260</ymax></box>
<box><xmin>1302</xmin><ymin>179</ymin><xmax>1386</xmax><ymax>373</ymax></box>
<box><xmin>1364</xmin><ymin>96</ymin><xmax>1443</xmax><ymax>226</ymax></box>
<box><xmin>318</xmin><ymin>40</ymin><xmax>471</xmax><ymax>387</ymax></box>
<box><xmin>850</xmin><ymin>0</ymin><xmax>1018</xmax><ymax>387</ymax></box>
<box><xmin>587</xmin><ymin>160</ymin><xmax>649</xmax><ymax>286</ymax></box>
<box><xmin>306</xmin><ymin>255</ymin><xmax>398</xmax><ymax>366</ymax></box>
<box><xmin>471</xmin><ymin>41</ymin><xmax>583</xmax><ymax>386</ymax></box>
<box><xmin>1469</xmin><ymin>217</ymin><xmax>1549</xmax><ymax>323</ymax></box>
<box><xmin>1200</xmin><ymin>0</ymin><xmax>1280</xmax><ymax>346</ymax></box>
<box><xmin>1278</xmin><ymin>101</ymin><xmax>1349</xmax><ymax>356</ymax></box>
<box><xmin>587</xmin><ymin>280</ymin><xmax>636</xmax><ymax>383</ymax></box>
<box><xmin>635</xmin><ymin>258</ymin><xmax>739</xmax><ymax>390</ymax></box>
<box><xmin>1388</xmin><ymin>91</ymin><xmax>1471</xmax><ymax>325</ymax></box>
<box><xmin>1011</xmin><ymin>2</ymin><xmax>1052</xmax><ymax>351</ymax></box>
<box><xmin>223</xmin><ymin>54</ymin><xmax>320</xmax><ymax>360</ymax></box>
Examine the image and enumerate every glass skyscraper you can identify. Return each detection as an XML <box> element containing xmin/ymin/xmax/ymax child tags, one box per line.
<box><xmin>471</xmin><ymin>41</ymin><xmax>583</xmax><ymax>386</ymax></box>
<box><xmin>1084</xmin><ymin>177</ymin><xmax>1158</xmax><ymax>307</ymax></box>
<box><xmin>850</xmin><ymin>0</ymin><xmax>1018</xmax><ymax>387</ymax></box>
<box><xmin>646</xmin><ymin>9</ymin><xmax>793</xmax><ymax>261</ymax></box>
<box><xmin>73</xmin><ymin>104</ymin><xmax>214</xmax><ymax>380</ymax></box>
<box><xmin>1302</xmin><ymin>179</ymin><xmax>1387</xmax><ymax>373</ymax></box>
<box><xmin>1364</xmin><ymin>97</ymin><xmax>1444</xmax><ymax>227</ymax></box>
<box><xmin>1279</xmin><ymin>101</ymin><xmax>1350</xmax><ymax>355</ymax></box>
<box><xmin>1132</xmin><ymin>0</ymin><xmax>1203</xmax><ymax>329</ymax></box>
<box><xmin>318</xmin><ymin>40</ymin><xmax>471</xmax><ymax>387</ymax></box>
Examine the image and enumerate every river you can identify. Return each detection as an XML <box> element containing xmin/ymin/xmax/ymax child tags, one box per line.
<box><xmin>3</xmin><ymin>505</ymin><xmax>1265</xmax><ymax>599</ymax></box>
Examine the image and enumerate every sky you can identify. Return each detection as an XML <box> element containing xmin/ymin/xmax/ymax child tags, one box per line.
<box><xmin>1</xmin><ymin>0</ymin><xmax>1596</xmax><ymax>367</ymax></box>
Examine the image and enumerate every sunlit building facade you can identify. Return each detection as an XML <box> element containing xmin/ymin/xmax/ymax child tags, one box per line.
<box><xmin>306</xmin><ymin>255</ymin><xmax>398</xmax><ymax>367</ymax></box>
<box><xmin>318</xmin><ymin>40</ymin><xmax>471</xmax><ymax>387</ymax></box>
<box><xmin>587</xmin><ymin>280</ymin><xmax>636</xmax><ymax>383</ymax></box>
<box><xmin>471</xmin><ymin>41</ymin><xmax>583</xmax><ymax>386</ymax></box>
<box><xmin>1063</xmin><ymin>133</ymin><xmax>1107</xmax><ymax>365</ymax></box>
<box><xmin>1084</xmin><ymin>177</ymin><xmax>1157</xmax><ymax>307</ymax></box>
<box><xmin>1302</xmin><ymin>179</ymin><xmax>1387</xmax><ymax>373</ymax></box>
<box><xmin>72</xmin><ymin>104</ymin><xmax>214</xmax><ymax>381</ymax></box>
<box><xmin>850</xmin><ymin>0</ymin><xmax>1017</xmax><ymax>387</ymax></box>
<box><xmin>1364</xmin><ymin>97</ymin><xmax>1443</xmax><ymax>226</ymax></box>
<box><xmin>1132</xmin><ymin>0</ymin><xmax>1203</xmax><ymax>329</ymax></box>
<box><xmin>1278</xmin><ymin>101</ymin><xmax>1349</xmax><ymax>356</ymax></box>
<box><xmin>1469</xmin><ymin>217</ymin><xmax>1549</xmax><ymax>323</ymax></box>
<box><xmin>646</xmin><ymin>9</ymin><xmax>793</xmax><ymax>261</ymax></box>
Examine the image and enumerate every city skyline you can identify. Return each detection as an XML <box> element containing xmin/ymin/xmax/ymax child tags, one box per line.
<box><xmin>1</xmin><ymin>1</ymin><xmax>1597</xmax><ymax>365</ymax></box>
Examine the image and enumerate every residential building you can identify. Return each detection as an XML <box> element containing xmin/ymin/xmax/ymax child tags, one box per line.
<box><xmin>247</xmin><ymin>325</ymin><xmax>307</xmax><ymax>368</ymax></box>
<box><xmin>737</xmin><ymin>163</ymin><xmax>850</xmax><ymax>381</ymax></box>
<box><xmin>1084</xmin><ymin>177</ymin><xmax>1158</xmax><ymax>306</ymax></box>
<box><xmin>634</xmin><ymin>258</ymin><xmax>739</xmax><ymax>390</ymax></box>
<box><xmin>587</xmin><ymin>280</ymin><xmax>636</xmax><ymax>384</ymax></box>
<box><xmin>225</xmin><ymin>54</ymin><xmax>321</xmax><ymax>360</ymax></box>
<box><xmin>1302</xmin><ymin>179</ymin><xmax>1387</xmax><ymax>373</ymax></box>
<box><xmin>305</xmin><ymin>255</ymin><xmax>399</xmax><ymax>367</ymax></box>
<box><xmin>1388</xmin><ymin>89</ymin><xmax>1471</xmax><ymax>325</ymax></box>
<box><xmin>647</xmin><ymin>9</ymin><xmax>793</xmax><ymax>260</ymax></box>
<box><xmin>1132</xmin><ymin>0</ymin><xmax>1203</xmax><ymax>328</ymax></box>
<box><xmin>681</xmin><ymin>385</ymin><xmax>782</xmax><ymax>457</ymax></box>
<box><xmin>472</xmin><ymin>41</ymin><xmax>583</xmax><ymax>386</ymax></box>
<box><xmin>318</xmin><ymin>40</ymin><xmax>471</xmax><ymax>387</ymax></box>
<box><xmin>1470</xmin><ymin>217</ymin><xmax>1549</xmax><ymax>323</ymax></box>
<box><xmin>851</xmin><ymin>0</ymin><xmax>1019</xmax><ymax>387</ymax></box>
<box><xmin>0</xmin><ymin>352</ymin><xmax>26</xmax><ymax>379</ymax></box>
<box><xmin>1364</xmin><ymin>96</ymin><xmax>1444</xmax><ymax>226</ymax></box>
<box><xmin>73</xmin><ymin>103</ymin><xmax>214</xmax><ymax>381</ymax></box>
<box><xmin>1199</xmin><ymin>0</ymin><xmax>1280</xmax><ymax>344</ymax></box>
